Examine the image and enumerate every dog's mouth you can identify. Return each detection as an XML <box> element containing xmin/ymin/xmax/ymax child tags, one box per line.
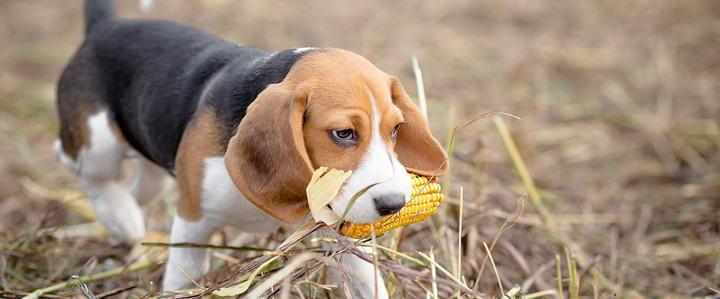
<box><xmin>338</xmin><ymin>173</ymin><xmax>445</xmax><ymax>239</ymax></box>
<box><xmin>330</xmin><ymin>177</ymin><xmax>413</xmax><ymax>224</ymax></box>
<box><xmin>330</xmin><ymin>187</ymin><xmax>383</xmax><ymax>224</ymax></box>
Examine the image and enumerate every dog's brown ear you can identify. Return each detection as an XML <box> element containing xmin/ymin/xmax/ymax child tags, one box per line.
<box><xmin>390</xmin><ymin>77</ymin><xmax>448</xmax><ymax>177</ymax></box>
<box><xmin>225</xmin><ymin>83</ymin><xmax>313</xmax><ymax>224</ymax></box>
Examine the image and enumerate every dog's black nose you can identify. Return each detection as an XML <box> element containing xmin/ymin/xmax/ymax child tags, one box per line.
<box><xmin>373</xmin><ymin>193</ymin><xmax>406</xmax><ymax>216</ymax></box>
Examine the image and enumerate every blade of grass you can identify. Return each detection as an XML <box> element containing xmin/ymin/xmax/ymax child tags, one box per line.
<box><xmin>175</xmin><ymin>264</ymin><xmax>204</xmax><ymax>290</ymax></box>
<box><xmin>313</xmin><ymin>237</ymin><xmax>427</xmax><ymax>266</ymax></box>
<box><xmin>525</xmin><ymin>289</ymin><xmax>557</xmax><ymax>299</ymax></box>
<box><xmin>565</xmin><ymin>248</ymin><xmax>579</xmax><ymax>299</ymax></box>
<box><xmin>212</xmin><ymin>254</ymin><xmax>282</xmax><ymax>296</ymax></box>
<box><xmin>483</xmin><ymin>242</ymin><xmax>504</xmax><ymax>297</ymax></box>
<box><xmin>592</xmin><ymin>269</ymin><xmax>600</xmax><ymax>299</ymax></box>
<box><xmin>141</xmin><ymin>241</ymin><xmax>269</xmax><ymax>252</ymax></box>
<box><xmin>412</xmin><ymin>56</ymin><xmax>428</xmax><ymax>121</ymax></box>
<box><xmin>429</xmin><ymin>249</ymin><xmax>439</xmax><ymax>299</ymax></box>
<box><xmin>492</xmin><ymin>116</ymin><xmax>548</xmax><ymax>216</ymax></box>
<box><xmin>556</xmin><ymin>255</ymin><xmax>564</xmax><ymax>299</ymax></box>
<box><xmin>359</xmin><ymin>243</ymin><xmax>426</xmax><ymax>266</ymax></box>
<box><xmin>456</xmin><ymin>186</ymin><xmax>464</xmax><ymax>279</ymax></box>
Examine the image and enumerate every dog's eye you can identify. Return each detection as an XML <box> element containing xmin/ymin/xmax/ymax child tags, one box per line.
<box><xmin>391</xmin><ymin>123</ymin><xmax>402</xmax><ymax>141</ymax></box>
<box><xmin>333</xmin><ymin>129</ymin><xmax>354</xmax><ymax>139</ymax></box>
<box><xmin>330</xmin><ymin>129</ymin><xmax>357</xmax><ymax>145</ymax></box>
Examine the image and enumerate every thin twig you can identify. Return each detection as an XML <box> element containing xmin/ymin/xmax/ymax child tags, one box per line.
<box><xmin>483</xmin><ymin>242</ymin><xmax>504</xmax><ymax>297</ymax></box>
<box><xmin>141</xmin><ymin>241</ymin><xmax>269</xmax><ymax>252</ymax></box>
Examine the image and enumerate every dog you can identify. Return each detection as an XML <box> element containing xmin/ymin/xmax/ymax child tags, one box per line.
<box><xmin>54</xmin><ymin>0</ymin><xmax>448</xmax><ymax>297</ymax></box>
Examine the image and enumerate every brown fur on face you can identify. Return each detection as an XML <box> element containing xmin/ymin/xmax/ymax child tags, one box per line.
<box><xmin>300</xmin><ymin>49</ymin><xmax>447</xmax><ymax>178</ymax></box>
<box><xmin>225</xmin><ymin>49</ymin><xmax>447</xmax><ymax>224</ymax></box>
<box><xmin>300</xmin><ymin>50</ymin><xmax>404</xmax><ymax>173</ymax></box>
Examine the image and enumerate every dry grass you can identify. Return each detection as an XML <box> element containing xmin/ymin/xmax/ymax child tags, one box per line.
<box><xmin>1</xmin><ymin>0</ymin><xmax>719</xmax><ymax>298</ymax></box>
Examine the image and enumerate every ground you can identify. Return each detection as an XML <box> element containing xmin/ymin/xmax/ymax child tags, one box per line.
<box><xmin>0</xmin><ymin>0</ymin><xmax>718</xmax><ymax>298</ymax></box>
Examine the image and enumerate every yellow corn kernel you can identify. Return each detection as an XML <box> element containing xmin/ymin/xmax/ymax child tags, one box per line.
<box><xmin>340</xmin><ymin>173</ymin><xmax>444</xmax><ymax>238</ymax></box>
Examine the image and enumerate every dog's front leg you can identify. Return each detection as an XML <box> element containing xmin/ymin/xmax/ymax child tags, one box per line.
<box><xmin>326</xmin><ymin>240</ymin><xmax>389</xmax><ymax>299</ymax></box>
<box><xmin>163</xmin><ymin>216</ymin><xmax>219</xmax><ymax>291</ymax></box>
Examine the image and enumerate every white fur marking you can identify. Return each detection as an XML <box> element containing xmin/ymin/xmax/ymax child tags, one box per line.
<box><xmin>130</xmin><ymin>157</ymin><xmax>170</xmax><ymax>204</ymax></box>
<box><xmin>163</xmin><ymin>216</ymin><xmax>217</xmax><ymax>291</ymax></box>
<box><xmin>67</xmin><ymin>111</ymin><xmax>145</xmax><ymax>243</ymax></box>
<box><xmin>330</xmin><ymin>91</ymin><xmax>412</xmax><ymax>223</ymax></box>
<box><xmin>163</xmin><ymin>157</ymin><xmax>281</xmax><ymax>291</ymax></box>
<box><xmin>201</xmin><ymin>157</ymin><xmax>279</xmax><ymax>231</ymax></box>
<box><xmin>294</xmin><ymin>47</ymin><xmax>315</xmax><ymax>54</ymax></box>
<box><xmin>85</xmin><ymin>181</ymin><xmax>146</xmax><ymax>242</ymax></box>
<box><xmin>80</xmin><ymin>111</ymin><xmax>126</xmax><ymax>180</ymax></box>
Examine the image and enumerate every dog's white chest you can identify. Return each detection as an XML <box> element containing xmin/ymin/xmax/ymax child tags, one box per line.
<box><xmin>200</xmin><ymin>157</ymin><xmax>279</xmax><ymax>232</ymax></box>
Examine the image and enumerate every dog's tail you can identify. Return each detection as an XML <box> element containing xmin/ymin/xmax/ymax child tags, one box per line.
<box><xmin>85</xmin><ymin>0</ymin><xmax>117</xmax><ymax>35</ymax></box>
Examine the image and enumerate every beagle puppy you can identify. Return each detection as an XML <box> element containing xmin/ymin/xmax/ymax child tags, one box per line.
<box><xmin>55</xmin><ymin>0</ymin><xmax>447</xmax><ymax>297</ymax></box>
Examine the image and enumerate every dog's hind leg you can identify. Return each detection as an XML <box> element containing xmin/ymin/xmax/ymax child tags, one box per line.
<box><xmin>56</xmin><ymin>108</ymin><xmax>146</xmax><ymax>243</ymax></box>
<box><xmin>56</xmin><ymin>51</ymin><xmax>147</xmax><ymax>244</ymax></box>
<box><xmin>130</xmin><ymin>156</ymin><xmax>171</xmax><ymax>204</ymax></box>
<box><xmin>80</xmin><ymin>111</ymin><xmax>145</xmax><ymax>243</ymax></box>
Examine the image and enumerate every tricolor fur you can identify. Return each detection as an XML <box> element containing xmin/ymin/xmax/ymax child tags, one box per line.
<box><xmin>55</xmin><ymin>0</ymin><xmax>448</xmax><ymax>297</ymax></box>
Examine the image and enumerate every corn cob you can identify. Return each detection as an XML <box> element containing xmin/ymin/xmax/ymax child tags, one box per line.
<box><xmin>340</xmin><ymin>173</ymin><xmax>444</xmax><ymax>238</ymax></box>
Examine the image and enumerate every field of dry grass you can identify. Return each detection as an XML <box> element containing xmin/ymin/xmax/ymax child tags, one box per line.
<box><xmin>1</xmin><ymin>0</ymin><xmax>719</xmax><ymax>298</ymax></box>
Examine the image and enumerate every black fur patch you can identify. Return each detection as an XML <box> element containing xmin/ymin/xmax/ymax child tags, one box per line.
<box><xmin>64</xmin><ymin>15</ymin><xmax>310</xmax><ymax>171</ymax></box>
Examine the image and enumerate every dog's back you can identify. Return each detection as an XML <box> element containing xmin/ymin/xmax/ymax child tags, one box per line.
<box><xmin>59</xmin><ymin>0</ymin><xmax>266</xmax><ymax>170</ymax></box>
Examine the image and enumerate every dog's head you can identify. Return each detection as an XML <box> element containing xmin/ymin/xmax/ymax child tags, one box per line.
<box><xmin>225</xmin><ymin>49</ymin><xmax>448</xmax><ymax>224</ymax></box>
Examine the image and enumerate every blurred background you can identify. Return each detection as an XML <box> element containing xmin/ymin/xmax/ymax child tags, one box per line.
<box><xmin>0</xmin><ymin>0</ymin><xmax>718</xmax><ymax>298</ymax></box>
